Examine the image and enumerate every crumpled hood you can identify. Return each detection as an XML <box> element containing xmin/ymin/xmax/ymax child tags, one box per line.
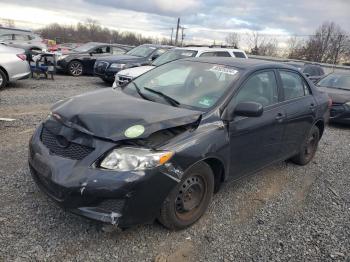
<box><xmin>50</xmin><ymin>89</ymin><xmax>202</xmax><ymax>141</ymax></box>
<box><xmin>96</xmin><ymin>55</ymin><xmax>144</xmax><ymax>64</ymax></box>
<box><xmin>318</xmin><ymin>86</ymin><xmax>350</xmax><ymax>104</ymax></box>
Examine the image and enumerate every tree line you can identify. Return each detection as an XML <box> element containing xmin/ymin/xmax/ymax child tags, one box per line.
<box><xmin>36</xmin><ymin>19</ymin><xmax>171</xmax><ymax>46</ymax></box>
<box><xmin>225</xmin><ymin>22</ymin><xmax>350</xmax><ymax>65</ymax></box>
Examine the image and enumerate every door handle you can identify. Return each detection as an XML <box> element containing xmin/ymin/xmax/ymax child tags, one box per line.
<box><xmin>309</xmin><ymin>103</ymin><xmax>316</xmax><ymax>111</ymax></box>
<box><xmin>275</xmin><ymin>112</ymin><xmax>285</xmax><ymax>123</ymax></box>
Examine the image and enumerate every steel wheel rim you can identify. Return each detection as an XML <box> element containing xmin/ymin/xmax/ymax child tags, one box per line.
<box><xmin>0</xmin><ymin>74</ymin><xmax>3</xmax><ymax>86</ymax></box>
<box><xmin>175</xmin><ymin>175</ymin><xmax>207</xmax><ymax>220</ymax></box>
<box><xmin>70</xmin><ymin>62</ymin><xmax>82</xmax><ymax>76</ymax></box>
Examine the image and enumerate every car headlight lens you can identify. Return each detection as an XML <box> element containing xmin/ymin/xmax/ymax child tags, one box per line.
<box><xmin>57</xmin><ymin>54</ymin><xmax>68</xmax><ymax>60</ymax></box>
<box><xmin>110</xmin><ymin>63</ymin><xmax>126</xmax><ymax>69</ymax></box>
<box><xmin>100</xmin><ymin>147</ymin><xmax>174</xmax><ymax>171</ymax></box>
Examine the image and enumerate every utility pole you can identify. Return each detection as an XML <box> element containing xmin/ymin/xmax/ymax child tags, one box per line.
<box><xmin>181</xmin><ymin>27</ymin><xmax>186</xmax><ymax>47</ymax></box>
<box><xmin>175</xmin><ymin>17</ymin><xmax>180</xmax><ymax>46</ymax></box>
<box><xmin>170</xmin><ymin>28</ymin><xmax>174</xmax><ymax>45</ymax></box>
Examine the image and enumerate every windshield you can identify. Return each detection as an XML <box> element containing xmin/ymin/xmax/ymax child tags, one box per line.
<box><xmin>126</xmin><ymin>45</ymin><xmax>156</xmax><ymax>57</ymax></box>
<box><xmin>152</xmin><ymin>49</ymin><xmax>198</xmax><ymax>67</ymax></box>
<box><xmin>124</xmin><ymin>60</ymin><xmax>239</xmax><ymax>110</ymax></box>
<box><xmin>73</xmin><ymin>42</ymin><xmax>98</xmax><ymax>52</ymax></box>
<box><xmin>317</xmin><ymin>74</ymin><xmax>350</xmax><ymax>90</ymax></box>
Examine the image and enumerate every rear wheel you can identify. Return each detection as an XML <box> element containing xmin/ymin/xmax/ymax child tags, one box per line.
<box><xmin>291</xmin><ymin>125</ymin><xmax>320</xmax><ymax>165</ymax></box>
<box><xmin>0</xmin><ymin>69</ymin><xmax>8</xmax><ymax>89</ymax></box>
<box><xmin>158</xmin><ymin>162</ymin><xmax>214</xmax><ymax>230</ymax></box>
<box><xmin>68</xmin><ymin>61</ymin><xmax>83</xmax><ymax>77</ymax></box>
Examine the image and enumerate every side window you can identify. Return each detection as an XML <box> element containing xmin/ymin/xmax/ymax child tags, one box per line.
<box><xmin>215</xmin><ymin>51</ymin><xmax>231</xmax><ymax>57</ymax></box>
<box><xmin>233</xmin><ymin>52</ymin><xmax>246</xmax><ymax>58</ymax></box>
<box><xmin>0</xmin><ymin>34</ymin><xmax>13</xmax><ymax>41</ymax></box>
<box><xmin>14</xmin><ymin>34</ymin><xmax>30</xmax><ymax>41</ymax></box>
<box><xmin>94</xmin><ymin>46</ymin><xmax>109</xmax><ymax>54</ymax></box>
<box><xmin>111</xmin><ymin>47</ymin><xmax>125</xmax><ymax>55</ymax></box>
<box><xmin>200</xmin><ymin>51</ymin><xmax>230</xmax><ymax>57</ymax></box>
<box><xmin>279</xmin><ymin>70</ymin><xmax>308</xmax><ymax>100</ymax></box>
<box><xmin>153</xmin><ymin>48</ymin><xmax>167</xmax><ymax>57</ymax></box>
<box><xmin>234</xmin><ymin>71</ymin><xmax>278</xmax><ymax>107</ymax></box>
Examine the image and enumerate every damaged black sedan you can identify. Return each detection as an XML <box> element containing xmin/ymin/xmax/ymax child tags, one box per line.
<box><xmin>29</xmin><ymin>58</ymin><xmax>329</xmax><ymax>230</ymax></box>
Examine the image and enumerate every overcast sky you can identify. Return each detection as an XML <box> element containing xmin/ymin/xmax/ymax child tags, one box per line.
<box><xmin>0</xmin><ymin>0</ymin><xmax>349</xmax><ymax>45</ymax></box>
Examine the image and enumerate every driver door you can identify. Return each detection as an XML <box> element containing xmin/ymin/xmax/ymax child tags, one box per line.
<box><xmin>228</xmin><ymin>70</ymin><xmax>286</xmax><ymax>177</ymax></box>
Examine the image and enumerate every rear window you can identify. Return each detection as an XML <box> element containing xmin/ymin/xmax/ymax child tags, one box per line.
<box><xmin>233</xmin><ymin>52</ymin><xmax>246</xmax><ymax>58</ymax></box>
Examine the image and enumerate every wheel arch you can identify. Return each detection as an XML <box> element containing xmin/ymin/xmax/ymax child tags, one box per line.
<box><xmin>314</xmin><ymin>119</ymin><xmax>325</xmax><ymax>138</ymax></box>
<box><xmin>0</xmin><ymin>66</ymin><xmax>9</xmax><ymax>81</ymax></box>
<box><xmin>203</xmin><ymin>157</ymin><xmax>226</xmax><ymax>193</ymax></box>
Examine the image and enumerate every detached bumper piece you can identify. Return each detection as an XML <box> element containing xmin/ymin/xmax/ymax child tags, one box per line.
<box><xmin>71</xmin><ymin>207</ymin><xmax>121</xmax><ymax>225</ymax></box>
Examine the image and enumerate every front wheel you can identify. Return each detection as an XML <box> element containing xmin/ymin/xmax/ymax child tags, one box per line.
<box><xmin>291</xmin><ymin>125</ymin><xmax>320</xmax><ymax>165</ymax></box>
<box><xmin>158</xmin><ymin>162</ymin><xmax>214</xmax><ymax>230</ymax></box>
<box><xmin>0</xmin><ymin>69</ymin><xmax>8</xmax><ymax>89</ymax></box>
<box><xmin>68</xmin><ymin>61</ymin><xmax>83</xmax><ymax>77</ymax></box>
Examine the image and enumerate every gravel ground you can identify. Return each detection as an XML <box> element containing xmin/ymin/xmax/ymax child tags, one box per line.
<box><xmin>0</xmin><ymin>75</ymin><xmax>349</xmax><ymax>261</ymax></box>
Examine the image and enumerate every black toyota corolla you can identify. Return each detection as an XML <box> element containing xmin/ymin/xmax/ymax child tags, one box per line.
<box><xmin>28</xmin><ymin>58</ymin><xmax>329</xmax><ymax>230</ymax></box>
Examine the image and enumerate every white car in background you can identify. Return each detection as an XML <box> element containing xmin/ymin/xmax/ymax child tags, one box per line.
<box><xmin>0</xmin><ymin>45</ymin><xmax>31</xmax><ymax>89</ymax></box>
<box><xmin>113</xmin><ymin>47</ymin><xmax>248</xmax><ymax>87</ymax></box>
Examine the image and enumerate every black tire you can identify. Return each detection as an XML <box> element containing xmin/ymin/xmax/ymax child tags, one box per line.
<box><xmin>102</xmin><ymin>78</ymin><xmax>114</xmax><ymax>85</ymax></box>
<box><xmin>68</xmin><ymin>60</ymin><xmax>83</xmax><ymax>77</ymax></box>
<box><xmin>0</xmin><ymin>69</ymin><xmax>8</xmax><ymax>89</ymax></box>
<box><xmin>158</xmin><ymin>162</ymin><xmax>214</xmax><ymax>230</ymax></box>
<box><xmin>291</xmin><ymin>125</ymin><xmax>320</xmax><ymax>165</ymax></box>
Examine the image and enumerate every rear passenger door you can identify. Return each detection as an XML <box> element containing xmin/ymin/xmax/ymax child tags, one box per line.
<box><xmin>277</xmin><ymin>70</ymin><xmax>316</xmax><ymax>157</ymax></box>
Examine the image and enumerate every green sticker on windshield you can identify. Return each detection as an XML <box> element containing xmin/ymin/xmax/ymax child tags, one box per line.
<box><xmin>198</xmin><ymin>97</ymin><xmax>214</xmax><ymax>107</ymax></box>
<box><xmin>124</xmin><ymin>125</ymin><xmax>145</xmax><ymax>138</ymax></box>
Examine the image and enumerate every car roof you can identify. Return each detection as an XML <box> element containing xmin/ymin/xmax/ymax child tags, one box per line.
<box><xmin>182</xmin><ymin>57</ymin><xmax>297</xmax><ymax>70</ymax></box>
<box><xmin>174</xmin><ymin>46</ymin><xmax>246</xmax><ymax>53</ymax></box>
<box><xmin>140</xmin><ymin>43</ymin><xmax>173</xmax><ymax>48</ymax></box>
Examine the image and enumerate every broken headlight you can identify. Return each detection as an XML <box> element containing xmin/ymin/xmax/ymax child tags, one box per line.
<box><xmin>99</xmin><ymin>147</ymin><xmax>174</xmax><ymax>171</ymax></box>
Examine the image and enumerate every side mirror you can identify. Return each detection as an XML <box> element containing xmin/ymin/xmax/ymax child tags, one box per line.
<box><xmin>234</xmin><ymin>102</ymin><xmax>263</xmax><ymax>117</ymax></box>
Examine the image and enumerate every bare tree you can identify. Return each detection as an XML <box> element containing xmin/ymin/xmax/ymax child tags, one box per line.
<box><xmin>2</xmin><ymin>19</ymin><xmax>15</xmax><ymax>28</ymax></box>
<box><xmin>303</xmin><ymin>21</ymin><xmax>349</xmax><ymax>64</ymax></box>
<box><xmin>225</xmin><ymin>32</ymin><xmax>240</xmax><ymax>48</ymax></box>
<box><xmin>259</xmin><ymin>38</ymin><xmax>278</xmax><ymax>57</ymax></box>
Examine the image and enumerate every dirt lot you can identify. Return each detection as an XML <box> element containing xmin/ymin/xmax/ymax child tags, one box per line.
<box><xmin>0</xmin><ymin>75</ymin><xmax>349</xmax><ymax>261</ymax></box>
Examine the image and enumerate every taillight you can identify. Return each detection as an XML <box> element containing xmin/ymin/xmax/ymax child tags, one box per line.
<box><xmin>16</xmin><ymin>54</ymin><xmax>27</xmax><ymax>61</ymax></box>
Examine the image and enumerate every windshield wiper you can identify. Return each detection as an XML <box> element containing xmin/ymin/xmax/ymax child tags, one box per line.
<box><xmin>144</xmin><ymin>87</ymin><xmax>180</xmax><ymax>107</ymax></box>
<box><xmin>130</xmin><ymin>82</ymin><xmax>154</xmax><ymax>102</ymax></box>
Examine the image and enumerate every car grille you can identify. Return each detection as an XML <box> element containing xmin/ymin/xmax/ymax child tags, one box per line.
<box><xmin>94</xmin><ymin>61</ymin><xmax>109</xmax><ymax>74</ymax></box>
<box><xmin>41</xmin><ymin>127</ymin><xmax>94</xmax><ymax>160</ymax></box>
<box><xmin>117</xmin><ymin>75</ymin><xmax>133</xmax><ymax>86</ymax></box>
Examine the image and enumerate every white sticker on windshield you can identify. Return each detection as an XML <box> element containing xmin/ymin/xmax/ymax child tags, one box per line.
<box><xmin>209</xmin><ymin>66</ymin><xmax>238</xmax><ymax>75</ymax></box>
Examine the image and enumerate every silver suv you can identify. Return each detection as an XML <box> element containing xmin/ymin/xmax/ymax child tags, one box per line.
<box><xmin>0</xmin><ymin>32</ymin><xmax>47</xmax><ymax>51</ymax></box>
